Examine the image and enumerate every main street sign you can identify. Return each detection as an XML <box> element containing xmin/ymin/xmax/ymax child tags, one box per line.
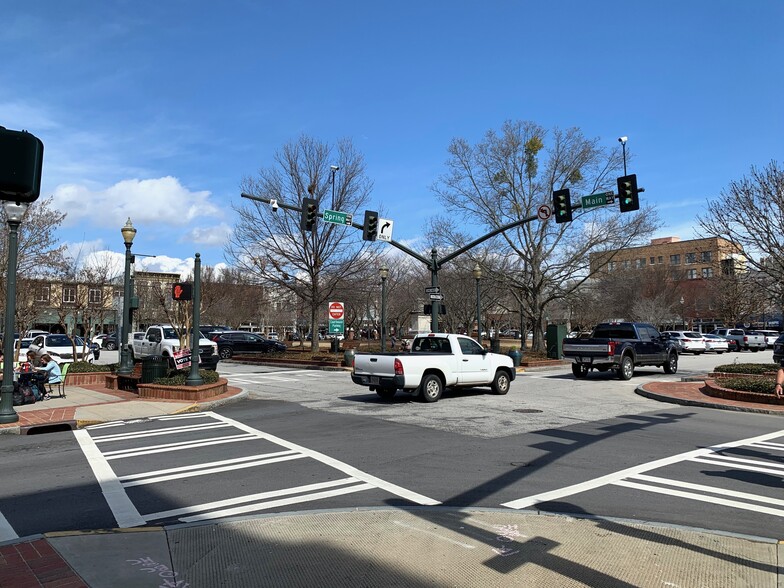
<box><xmin>429</xmin><ymin>293</ymin><xmax>444</xmax><ymax>301</ymax></box>
<box><xmin>425</xmin><ymin>286</ymin><xmax>441</xmax><ymax>294</ymax></box>
<box><xmin>581</xmin><ymin>191</ymin><xmax>615</xmax><ymax>210</ymax></box>
<box><xmin>323</xmin><ymin>209</ymin><xmax>353</xmax><ymax>225</ymax></box>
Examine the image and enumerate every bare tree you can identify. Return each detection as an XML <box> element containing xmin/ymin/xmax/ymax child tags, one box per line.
<box><xmin>429</xmin><ymin>121</ymin><xmax>661</xmax><ymax>351</ymax></box>
<box><xmin>227</xmin><ymin>135</ymin><xmax>379</xmax><ymax>351</ymax></box>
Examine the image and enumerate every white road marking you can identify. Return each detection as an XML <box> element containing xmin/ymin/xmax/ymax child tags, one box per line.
<box><xmin>145</xmin><ymin>477</ymin><xmax>363</xmax><ymax>521</ymax></box>
<box><xmin>690</xmin><ymin>456</ymin><xmax>784</xmax><ymax>477</ymax></box>
<box><xmin>73</xmin><ymin>429</ymin><xmax>146</xmax><ymax>527</ymax></box>
<box><xmin>178</xmin><ymin>483</ymin><xmax>375</xmax><ymax>522</ymax></box>
<box><xmin>629</xmin><ymin>474</ymin><xmax>784</xmax><ymax>507</ymax></box>
<box><xmin>118</xmin><ymin>450</ymin><xmax>298</xmax><ymax>481</ymax></box>
<box><xmin>750</xmin><ymin>441</ymin><xmax>784</xmax><ymax>451</ymax></box>
<box><xmin>613</xmin><ymin>480</ymin><xmax>784</xmax><ymax>517</ymax></box>
<box><xmin>122</xmin><ymin>453</ymin><xmax>306</xmax><ymax>487</ymax></box>
<box><xmin>0</xmin><ymin>510</ymin><xmax>17</xmax><ymax>542</ymax></box>
<box><xmin>207</xmin><ymin>411</ymin><xmax>441</xmax><ymax>506</ymax></box>
<box><xmin>104</xmin><ymin>433</ymin><xmax>259</xmax><ymax>459</ymax></box>
<box><xmin>502</xmin><ymin>428</ymin><xmax>784</xmax><ymax>510</ymax></box>
<box><xmin>92</xmin><ymin>422</ymin><xmax>231</xmax><ymax>443</ymax></box>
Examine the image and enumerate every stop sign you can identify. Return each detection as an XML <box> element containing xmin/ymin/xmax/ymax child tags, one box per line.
<box><xmin>328</xmin><ymin>301</ymin><xmax>344</xmax><ymax>320</ymax></box>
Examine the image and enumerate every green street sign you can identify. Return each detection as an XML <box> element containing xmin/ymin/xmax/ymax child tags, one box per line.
<box><xmin>329</xmin><ymin>319</ymin><xmax>344</xmax><ymax>333</ymax></box>
<box><xmin>323</xmin><ymin>209</ymin><xmax>353</xmax><ymax>225</ymax></box>
<box><xmin>581</xmin><ymin>191</ymin><xmax>615</xmax><ymax>210</ymax></box>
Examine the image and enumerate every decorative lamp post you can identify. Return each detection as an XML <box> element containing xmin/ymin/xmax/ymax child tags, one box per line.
<box><xmin>380</xmin><ymin>265</ymin><xmax>388</xmax><ymax>352</ymax></box>
<box><xmin>679</xmin><ymin>296</ymin><xmax>685</xmax><ymax>330</ymax></box>
<box><xmin>187</xmin><ymin>253</ymin><xmax>204</xmax><ymax>386</ymax></box>
<box><xmin>0</xmin><ymin>201</ymin><xmax>29</xmax><ymax>424</ymax></box>
<box><xmin>117</xmin><ymin>218</ymin><xmax>136</xmax><ymax>376</ymax></box>
<box><xmin>473</xmin><ymin>263</ymin><xmax>482</xmax><ymax>345</ymax></box>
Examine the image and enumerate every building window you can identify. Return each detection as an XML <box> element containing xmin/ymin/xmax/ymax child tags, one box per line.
<box><xmin>62</xmin><ymin>286</ymin><xmax>77</xmax><ymax>304</ymax></box>
<box><xmin>658</xmin><ymin>256</ymin><xmax>663</xmax><ymax>264</ymax></box>
<box><xmin>88</xmin><ymin>288</ymin><xmax>102</xmax><ymax>305</ymax></box>
<box><xmin>701</xmin><ymin>251</ymin><xmax>712</xmax><ymax>262</ymax></box>
<box><xmin>686</xmin><ymin>269</ymin><xmax>697</xmax><ymax>279</ymax></box>
<box><xmin>685</xmin><ymin>253</ymin><xmax>696</xmax><ymax>264</ymax></box>
<box><xmin>635</xmin><ymin>258</ymin><xmax>646</xmax><ymax>269</ymax></box>
<box><xmin>35</xmin><ymin>285</ymin><xmax>50</xmax><ymax>303</ymax></box>
<box><xmin>649</xmin><ymin>256</ymin><xmax>656</xmax><ymax>264</ymax></box>
<box><xmin>622</xmin><ymin>260</ymin><xmax>630</xmax><ymax>269</ymax></box>
<box><xmin>721</xmin><ymin>258</ymin><xmax>736</xmax><ymax>275</ymax></box>
<box><xmin>607</xmin><ymin>261</ymin><xmax>615</xmax><ymax>272</ymax></box>
<box><xmin>702</xmin><ymin>267</ymin><xmax>714</xmax><ymax>278</ymax></box>
<box><xmin>670</xmin><ymin>254</ymin><xmax>681</xmax><ymax>265</ymax></box>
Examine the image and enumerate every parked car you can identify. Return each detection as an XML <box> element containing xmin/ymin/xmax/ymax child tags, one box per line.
<box><xmin>756</xmin><ymin>329</ymin><xmax>780</xmax><ymax>348</ymax></box>
<box><xmin>702</xmin><ymin>333</ymin><xmax>729</xmax><ymax>354</ymax></box>
<box><xmin>710</xmin><ymin>328</ymin><xmax>766</xmax><ymax>352</ymax></box>
<box><xmin>662</xmin><ymin>331</ymin><xmax>706</xmax><ymax>355</ymax></box>
<box><xmin>28</xmin><ymin>334</ymin><xmax>97</xmax><ymax>363</ymax></box>
<box><xmin>198</xmin><ymin>325</ymin><xmax>231</xmax><ymax>338</ymax></box>
<box><xmin>210</xmin><ymin>331</ymin><xmax>287</xmax><ymax>359</ymax></box>
<box><xmin>91</xmin><ymin>333</ymin><xmax>107</xmax><ymax>346</ymax></box>
<box><xmin>773</xmin><ymin>334</ymin><xmax>784</xmax><ymax>364</ymax></box>
<box><xmin>305</xmin><ymin>332</ymin><xmax>325</xmax><ymax>341</ymax></box>
<box><xmin>13</xmin><ymin>337</ymin><xmax>34</xmax><ymax>362</ymax></box>
<box><xmin>266</xmin><ymin>331</ymin><xmax>280</xmax><ymax>341</ymax></box>
<box><xmin>102</xmin><ymin>332</ymin><xmax>119</xmax><ymax>350</ymax></box>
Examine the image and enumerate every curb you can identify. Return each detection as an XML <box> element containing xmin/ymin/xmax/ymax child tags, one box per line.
<box><xmin>635</xmin><ymin>384</ymin><xmax>784</xmax><ymax>416</ymax></box>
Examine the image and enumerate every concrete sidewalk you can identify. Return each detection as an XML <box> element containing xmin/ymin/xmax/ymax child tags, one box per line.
<box><xmin>2</xmin><ymin>508</ymin><xmax>779</xmax><ymax>587</ymax></box>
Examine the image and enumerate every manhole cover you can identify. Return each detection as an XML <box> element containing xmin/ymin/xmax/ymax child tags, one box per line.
<box><xmin>513</xmin><ymin>408</ymin><xmax>543</xmax><ymax>413</ymax></box>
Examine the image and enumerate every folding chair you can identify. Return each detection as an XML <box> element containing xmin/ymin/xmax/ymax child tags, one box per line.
<box><xmin>48</xmin><ymin>362</ymin><xmax>69</xmax><ymax>399</ymax></box>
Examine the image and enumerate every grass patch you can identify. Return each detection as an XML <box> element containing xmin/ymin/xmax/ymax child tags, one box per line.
<box><xmin>714</xmin><ymin>363</ymin><xmax>779</xmax><ymax>375</ymax></box>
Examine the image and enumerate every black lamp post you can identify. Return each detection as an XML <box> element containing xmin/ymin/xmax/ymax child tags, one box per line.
<box><xmin>380</xmin><ymin>265</ymin><xmax>388</xmax><ymax>352</ymax></box>
<box><xmin>330</xmin><ymin>165</ymin><xmax>339</xmax><ymax>209</ymax></box>
<box><xmin>473</xmin><ymin>263</ymin><xmax>482</xmax><ymax>345</ymax></box>
<box><xmin>117</xmin><ymin>218</ymin><xmax>136</xmax><ymax>376</ymax></box>
<box><xmin>618</xmin><ymin>136</ymin><xmax>628</xmax><ymax>176</ymax></box>
<box><xmin>0</xmin><ymin>201</ymin><xmax>29</xmax><ymax>424</ymax></box>
<box><xmin>186</xmin><ymin>253</ymin><xmax>204</xmax><ymax>386</ymax></box>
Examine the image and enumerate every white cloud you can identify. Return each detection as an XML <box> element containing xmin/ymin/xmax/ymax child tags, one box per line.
<box><xmin>52</xmin><ymin>176</ymin><xmax>222</xmax><ymax>228</ymax></box>
<box><xmin>182</xmin><ymin>223</ymin><xmax>233</xmax><ymax>247</ymax></box>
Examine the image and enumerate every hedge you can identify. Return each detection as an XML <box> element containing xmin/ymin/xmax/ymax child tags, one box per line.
<box><xmin>713</xmin><ymin>363</ymin><xmax>779</xmax><ymax>375</ymax></box>
<box><xmin>68</xmin><ymin>361</ymin><xmax>118</xmax><ymax>373</ymax></box>
<box><xmin>153</xmin><ymin>369</ymin><xmax>220</xmax><ymax>386</ymax></box>
<box><xmin>719</xmin><ymin>376</ymin><xmax>777</xmax><ymax>394</ymax></box>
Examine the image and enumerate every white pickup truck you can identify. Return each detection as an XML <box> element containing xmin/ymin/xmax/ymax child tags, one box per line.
<box><xmin>351</xmin><ymin>333</ymin><xmax>516</xmax><ymax>403</ymax></box>
<box><xmin>131</xmin><ymin>324</ymin><xmax>220</xmax><ymax>370</ymax></box>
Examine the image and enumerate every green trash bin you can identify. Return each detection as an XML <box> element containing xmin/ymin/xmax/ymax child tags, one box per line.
<box><xmin>546</xmin><ymin>324</ymin><xmax>568</xmax><ymax>359</ymax></box>
<box><xmin>141</xmin><ymin>356</ymin><xmax>169</xmax><ymax>383</ymax></box>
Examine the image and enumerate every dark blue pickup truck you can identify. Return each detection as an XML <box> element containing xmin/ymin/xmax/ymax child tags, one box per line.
<box><xmin>562</xmin><ymin>322</ymin><xmax>679</xmax><ymax>380</ymax></box>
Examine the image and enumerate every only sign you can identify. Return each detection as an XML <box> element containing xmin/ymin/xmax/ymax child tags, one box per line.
<box><xmin>328</xmin><ymin>301</ymin><xmax>345</xmax><ymax>320</ymax></box>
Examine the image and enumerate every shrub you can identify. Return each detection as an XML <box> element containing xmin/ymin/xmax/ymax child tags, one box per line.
<box><xmin>69</xmin><ymin>361</ymin><xmax>118</xmax><ymax>373</ymax></box>
<box><xmin>719</xmin><ymin>376</ymin><xmax>777</xmax><ymax>394</ymax></box>
<box><xmin>713</xmin><ymin>363</ymin><xmax>779</xmax><ymax>375</ymax></box>
<box><xmin>153</xmin><ymin>369</ymin><xmax>220</xmax><ymax>386</ymax></box>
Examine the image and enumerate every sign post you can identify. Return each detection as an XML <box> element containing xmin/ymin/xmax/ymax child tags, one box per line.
<box><xmin>328</xmin><ymin>301</ymin><xmax>345</xmax><ymax>335</ymax></box>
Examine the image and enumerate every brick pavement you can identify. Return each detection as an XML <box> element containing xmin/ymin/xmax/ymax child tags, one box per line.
<box><xmin>0</xmin><ymin>539</ymin><xmax>87</xmax><ymax>588</ymax></box>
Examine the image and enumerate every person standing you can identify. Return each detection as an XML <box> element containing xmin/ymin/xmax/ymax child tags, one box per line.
<box><xmin>775</xmin><ymin>365</ymin><xmax>784</xmax><ymax>399</ymax></box>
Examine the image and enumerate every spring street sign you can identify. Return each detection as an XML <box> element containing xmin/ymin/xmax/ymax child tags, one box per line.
<box><xmin>323</xmin><ymin>209</ymin><xmax>353</xmax><ymax>225</ymax></box>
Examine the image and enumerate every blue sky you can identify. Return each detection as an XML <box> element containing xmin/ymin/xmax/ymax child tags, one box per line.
<box><xmin>2</xmin><ymin>1</ymin><xmax>782</xmax><ymax>277</ymax></box>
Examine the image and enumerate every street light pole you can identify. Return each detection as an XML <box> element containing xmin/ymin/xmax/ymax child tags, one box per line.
<box><xmin>0</xmin><ymin>202</ymin><xmax>29</xmax><ymax>424</ymax></box>
<box><xmin>380</xmin><ymin>265</ymin><xmax>388</xmax><ymax>352</ymax></box>
<box><xmin>187</xmin><ymin>253</ymin><xmax>204</xmax><ymax>386</ymax></box>
<box><xmin>618</xmin><ymin>136</ymin><xmax>628</xmax><ymax>176</ymax></box>
<box><xmin>330</xmin><ymin>165</ymin><xmax>339</xmax><ymax>210</ymax></box>
<box><xmin>473</xmin><ymin>263</ymin><xmax>482</xmax><ymax>345</ymax></box>
<box><xmin>117</xmin><ymin>218</ymin><xmax>136</xmax><ymax>376</ymax></box>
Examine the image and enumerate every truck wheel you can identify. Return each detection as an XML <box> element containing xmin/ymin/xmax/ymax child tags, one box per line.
<box><xmin>419</xmin><ymin>374</ymin><xmax>443</xmax><ymax>403</ymax></box>
<box><xmin>491</xmin><ymin>370</ymin><xmax>510</xmax><ymax>395</ymax></box>
<box><xmin>572</xmin><ymin>363</ymin><xmax>589</xmax><ymax>378</ymax></box>
<box><xmin>219</xmin><ymin>347</ymin><xmax>233</xmax><ymax>359</ymax></box>
<box><xmin>618</xmin><ymin>355</ymin><xmax>634</xmax><ymax>380</ymax></box>
<box><xmin>376</xmin><ymin>388</ymin><xmax>396</xmax><ymax>400</ymax></box>
<box><xmin>663</xmin><ymin>352</ymin><xmax>678</xmax><ymax>374</ymax></box>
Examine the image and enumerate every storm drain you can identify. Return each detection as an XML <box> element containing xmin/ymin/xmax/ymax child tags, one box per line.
<box><xmin>513</xmin><ymin>408</ymin><xmax>543</xmax><ymax>413</ymax></box>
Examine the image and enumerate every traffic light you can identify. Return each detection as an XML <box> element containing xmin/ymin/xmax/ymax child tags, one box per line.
<box><xmin>363</xmin><ymin>210</ymin><xmax>378</xmax><ymax>241</ymax></box>
<box><xmin>172</xmin><ymin>283</ymin><xmax>192</xmax><ymax>301</ymax></box>
<box><xmin>552</xmin><ymin>188</ymin><xmax>572</xmax><ymax>223</ymax></box>
<box><xmin>301</xmin><ymin>197</ymin><xmax>318</xmax><ymax>231</ymax></box>
<box><xmin>617</xmin><ymin>174</ymin><xmax>640</xmax><ymax>212</ymax></box>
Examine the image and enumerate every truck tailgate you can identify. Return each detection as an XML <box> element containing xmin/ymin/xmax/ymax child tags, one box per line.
<box><xmin>353</xmin><ymin>354</ymin><xmax>397</xmax><ymax>377</ymax></box>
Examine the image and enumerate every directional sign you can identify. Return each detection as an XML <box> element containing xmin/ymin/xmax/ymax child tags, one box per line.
<box><xmin>425</xmin><ymin>286</ymin><xmax>441</xmax><ymax>294</ymax></box>
<box><xmin>377</xmin><ymin>218</ymin><xmax>393</xmax><ymax>242</ymax></box>
<box><xmin>328</xmin><ymin>301</ymin><xmax>345</xmax><ymax>320</ymax></box>
<box><xmin>537</xmin><ymin>204</ymin><xmax>552</xmax><ymax>221</ymax></box>
<box><xmin>323</xmin><ymin>210</ymin><xmax>353</xmax><ymax>225</ymax></box>
<box><xmin>429</xmin><ymin>293</ymin><xmax>444</xmax><ymax>301</ymax></box>
<box><xmin>581</xmin><ymin>191</ymin><xmax>615</xmax><ymax>210</ymax></box>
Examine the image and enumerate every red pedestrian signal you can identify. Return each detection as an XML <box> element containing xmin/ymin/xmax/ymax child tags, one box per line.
<box><xmin>172</xmin><ymin>283</ymin><xmax>192</xmax><ymax>301</ymax></box>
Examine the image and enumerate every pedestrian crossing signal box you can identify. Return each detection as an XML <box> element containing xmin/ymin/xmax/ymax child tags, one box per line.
<box><xmin>172</xmin><ymin>283</ymin><xmax>193</xmax><ymax>301</ymax></box>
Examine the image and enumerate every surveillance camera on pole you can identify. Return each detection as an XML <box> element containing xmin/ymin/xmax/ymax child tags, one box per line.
<box><xmin>618</xmin><ymin>136</ymin><xmax>628</xmax><ymax>144</ymax></box>
<box><xmin>330</xmin><ymin>165</ymin><xmax>340</xmax><ymax>171</ymax></box>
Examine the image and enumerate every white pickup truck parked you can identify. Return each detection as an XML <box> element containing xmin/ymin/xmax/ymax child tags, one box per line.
<box><xmin>351</xmin><ymin>333</ymin><xmax>516</xmax><ymax>403</ymax></box>
<box><xmin>131</xmin><ymin>324</ymin><xmax>220</xmax><ymax>370</ymax></box>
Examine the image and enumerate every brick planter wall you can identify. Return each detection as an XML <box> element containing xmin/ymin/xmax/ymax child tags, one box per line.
<box><xmin>136</xmin><ymin>378</ymin><xmax>228</xmax><ymax>401</ymax></box>
<box><xmin>703</xmin><ymin>379</ymin><xmax>784</xmax><ymax>405</ymax></box>
<box><xmin>67</xmin><ymin>372</ymin><xmax>112</xmax><ymax>386</ymax></box>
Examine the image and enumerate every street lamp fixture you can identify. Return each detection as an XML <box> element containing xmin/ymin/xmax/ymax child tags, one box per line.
<box><xmin>117</xmin><ymin>218</ymin><xmax>137</xmax><ymax>376</ymax></box>
<box><xmin>0</xmin><ymin>201</ymin><xmax>30</xmax><ymax>424</ymax></box>
<box><xmin>380</xmin><ymin>265</ymin><xmax>388</xmax><ymax>352</ymax></box>
<box><xmin>473</xmin><ymin>263</ymin><xmax>482</xmax><ymax>344</ymax></box>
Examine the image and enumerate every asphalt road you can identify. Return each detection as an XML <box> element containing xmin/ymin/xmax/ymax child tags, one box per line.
<box><xmin>1</xmin><ymin>348</ymin><xmax>782</xmax><ymax>542</ymax></box>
